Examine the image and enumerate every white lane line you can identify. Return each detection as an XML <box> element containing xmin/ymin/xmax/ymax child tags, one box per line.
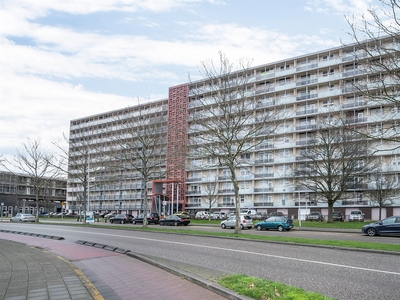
<box><xmin>33</xmin><ymin>227</ymin><xmax>400</xmax><ymax>276</ymax></box>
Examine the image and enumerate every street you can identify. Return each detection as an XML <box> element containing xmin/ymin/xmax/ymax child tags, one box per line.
<box><xmin>1</xmin><ymin>222</ymin><xmax>399</xmax><ymax>300</ymax></box>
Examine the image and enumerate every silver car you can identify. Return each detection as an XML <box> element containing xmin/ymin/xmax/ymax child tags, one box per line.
<box><xmin>10</xmin><ymin>213</ymin><xmax>36</xmax><ymax>222</ymax></box>
<box><xmin>220</xmin><ymin>215</ymin><xmax>253</xmax><ymax>229</ymax></box>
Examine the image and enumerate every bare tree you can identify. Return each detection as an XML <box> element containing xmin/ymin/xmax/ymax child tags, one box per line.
<box><xmin>202</xmin><ymin>177</ymin><xmax>219</xmax><ymax>221</ymax></box>
<box><xmin>55</xmin><ymin>128</ymin><xmax>111</xmax><ymax>224</ymax></box>
<box><xmin>188</xmin><ymin>52</ymin><xmax>281</xmax><ymax>233</ymax></box>
<box><xmin>345</xmin><ymin>0</ymin><xmax>400</xmax><ymax>147</ymax></box>
<box><xmin>1</xmin><ymin>138</ymin><xmax>60</xmax><ymax>222</ymax></box>
<box><xmin>295</xmin><ymin>118</ymin><xmax>378</xmax><ymax>222</ymax></box>
<box><xmin>111</xmin><ymin>104</ymin><xmax>167</xmax><ymax>227</ymax></box>
<box><xmin>368</xmin><ymin>171</ymin><xmax>399</xmax><ymax>220</ymax></box>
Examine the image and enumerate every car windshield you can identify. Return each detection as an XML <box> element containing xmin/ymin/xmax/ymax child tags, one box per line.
<box><xmin>351</xmin><ymin>211</ymin><xmax>362</xmax><ymax>215</ymax></box>
<box><xmin>310</xmin><ymin>212</ymin><xmax>319</xmax><ymax>215</ymax></box>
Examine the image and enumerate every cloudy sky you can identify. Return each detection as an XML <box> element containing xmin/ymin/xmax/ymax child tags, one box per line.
<box><xmin>0</xmin><ymin>0</ymin><xmax>382</xmax><ymax>164</ymax></box>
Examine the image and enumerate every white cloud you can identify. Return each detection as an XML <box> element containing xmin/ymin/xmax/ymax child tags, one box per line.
<box><xmin>1</xmin><ymin>0</ymin><xmax>373</xmax><ymax>164</ymax></box>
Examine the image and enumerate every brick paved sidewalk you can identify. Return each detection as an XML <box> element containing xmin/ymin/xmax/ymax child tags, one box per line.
<box><xmin>0</xmin><ymin>232</ymin><xmax>241</xmax><ymax>300</ymax></box>
<box><xmin>0</xmin><ymin>239</ymin><xmax>96</xmax><ymax>300</ymax></box>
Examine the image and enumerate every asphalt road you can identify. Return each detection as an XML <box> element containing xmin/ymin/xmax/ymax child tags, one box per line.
<box><xmin>1</xmin><ymin>222</ymin><xmax>400</xmax><ymax>300</ymax></box>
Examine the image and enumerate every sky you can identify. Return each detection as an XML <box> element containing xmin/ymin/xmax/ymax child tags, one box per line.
<box><xmin>0</xmin><ymin>0</ymin><xmax>385</xmax><ymax>166</ymax></box>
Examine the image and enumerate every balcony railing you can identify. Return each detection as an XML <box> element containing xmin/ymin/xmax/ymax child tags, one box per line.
<box><xmin>254</xmin><ymin>202</ymin><xmax>274</xmax><ymax>206</ymax></box>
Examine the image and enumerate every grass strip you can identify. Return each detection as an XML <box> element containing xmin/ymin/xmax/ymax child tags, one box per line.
<box><xmin>218</xmin><ymin>274</ymin><xmax>335</xmax><ymax>300</ymax></box>
<box><xmin>39</xmin><ymin>222</ymin><xmax>400</xmax><ymax>253</ymax></box>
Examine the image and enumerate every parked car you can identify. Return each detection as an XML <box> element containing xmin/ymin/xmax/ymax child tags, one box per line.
<box><xmin>132</xmin><ymin>213</ymin><xmax>160</xmax><ymax>224</ymax></box>
<box><xmin>104</xmin><ymin>212</ymin><xmax>117</xmax><ymax>219</ymax></box>
<box><xmin>267</xmin><ymin>211</ymin><xmax>285</xmax><ymax>218</ymax></box>
<box><xmin>10</xmin><ymin>213</ymin><xmax>36</xmax><ymax>222</ymax></box>
<box><xmin>362</xmin><ymin>216</ymin><xmax>400</xmax><ymax>236</ymax></box>
<box><xmin>332</xmin><ymin>211</ymin><xmax>344</xmax><ymax>222</ymax></box>
<box><xmin>220</xmin><ymin>215</ymin><xmax>253</xmax><ymax>230</ymax></box>
<box><xmin>348</xmin><ymin>210</ymin><xmax>364</xmax><ymax>222</ymax></box>
<box><xmin>195</xmin><ymin>211</ymin><xmax>209</xmax><ymax>219</ymax></box>
<box><xmin>210</xmin><ymin>211</ymin><xmax>227</xmax><ymax>219</ymax></box>
<box><xmin>173</xmin><ymin>211</ymin><xmax>190</xmax><ymax>218</ymax></box>
<box><xmin>109</xmin><ymin>214</ymin><xmax>133</xmax><ymax>224</ymax></box>
<box><xmin>306</xmin><ymin>212</ymin><xmax>324</xmax><ymax>222</ymax></box>
<box><xmin>159</xmin><ymin>214</ymin><xmax>190</xmax><ymax>226</ymax></box>
<box><xmin>254</xmin><ymin>217</ymin><xmax>293</xmax><ymax>232</ymax></box>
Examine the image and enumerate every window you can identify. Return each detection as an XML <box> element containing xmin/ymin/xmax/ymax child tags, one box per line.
<box><xmin>323</xmin><ymin>99</ymin><xmax>334</xmax><ymax>107</ymax></box>
<box><xmin>207</xmin><ymin>157</ymin><xmax>216</xmax><ymax>164</ymax></box>
<box><xmin>240</xmin><ymin>168</ymin><xmax>250</xmax><ymax>176</ymax></box>
<box><xmin>241</xmin><ymin>153</ymin><xmax>251</xmax><ymax>160</ymax></box>
<box><xmin>370</xmin><ymin>107</ymin><xmax>383</xmax><ymax>115</ymax></box>
<box><xmin>240</xmin><ymin>181</ymin><xmax>250</xmax><ymax>189</ymax></box>
<box><xmin>223</xmin><ymin>196</ymin><xmax>234</xmax><ymax>205</ymax></box>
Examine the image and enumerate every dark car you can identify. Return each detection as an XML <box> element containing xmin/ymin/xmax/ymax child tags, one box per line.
<box><xmin>332</xmin><ymin>211</ymin><xmax>344</xmax><ymax>222</ymax></box>
<box><xmin>254</xmin><ymin>217</ymin><xmax>293</xmax><ymax>232</ymax></box>
<box><xmin>306</xmin><ymin>212</ymin><xmax>324</xmax><ymax>222</ymax></box>
<box><xmin>109</xmin><ymin>214</ymin><xmax>133</xmax><ymax>224</ymax></box>
<box><xmin>362</xmin><ymin>216</ymin><xmax>400</xmax><ymax>236</ymax></box>
<box><xmin>132</xmin><ymin>213</ymin><xmax>160</xmax><ymax>225</ymax></box>
<box><xmin>159</xmin><ymin>214</ymin><xmax>190</xmax><ymax>226</ymax></box>
<box><xmin>268</xmin><ymin>211</ymin><xmax>284</xmax><ymax>217</ymax></box>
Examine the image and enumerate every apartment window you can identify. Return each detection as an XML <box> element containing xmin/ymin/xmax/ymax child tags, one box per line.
<box><xmin>207</xmin><ymin>157</ymin><xmax>216</xmax><ymax>164</ymax></box>
<box><xmin>259</xmin><ymin>194</ymin><xmax>272</xmax><ymax>202</ymax></box>
<box><xmin>241</xmin><ymin>153</ymin><xmax>251</xmax><ymax>160</ymax></box>
<box><xmin>222</xmin><ymin>196</ymin><xmax>234</xmax><ymax>205</ymax></box>
<box><xmin>323</xmin><ymin>71</ymin><xmax>328</xmax><ymax>77</ymax></box>
<box><xmin>323</xmin><ymin>99</ymin><xmax>334</xmax><ymax>107</ymax></box>
<box><xmin>240</xmin><ymin>181</ymin><xmax>250</xmax><ymax>189</ymax></box>
<box><xmin>259</xmin><ymin>166</ymin><xmax>273</xmax><ymax>174</ymax></box>
<box><xmin>370</xmin><ymin>107</ymin><xmax>383</xmax><ymax>115</ymax></box>
<box><xmin>279</xmin><ymin>149</ymin><xmax>290</xmax><ymax>157</ymax></box>
<box><xmin>370</xmin><ymin>124</ymin><xmax>383</xmax><ymax>133</ymax></box>
<box><xmin>392</xmin><ymin>156</ymin><xmax>400</xmax><ymax>166</ymax></box>
<box><xmin>240</xmin><ymin>168</ymin><xmax>250</xmax><ymax>176</ymax></box>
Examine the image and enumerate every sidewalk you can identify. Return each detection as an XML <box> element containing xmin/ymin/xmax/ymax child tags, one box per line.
<box><xmin>0</xmin><ymin>231</ymin><xmax>245</xmax><ymax>300</ymax></box>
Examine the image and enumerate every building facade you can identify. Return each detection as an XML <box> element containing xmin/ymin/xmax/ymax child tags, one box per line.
<box><xmin>0</xmin><ymin>171</ymin><xmax>67</xmax><ymax>216</ymax></box>
<box><xmin>67</xmin><ymin>37</ymin><xmax>400</xmax><ymax>219</ymax></box>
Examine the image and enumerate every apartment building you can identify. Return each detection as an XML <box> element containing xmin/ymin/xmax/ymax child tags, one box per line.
<box><xmin>0</xmin><ymin>171</ymin><xmax>67</xmax><ymax>215</ymax></box>
<box><xmin>67</xmin><ymin>36</ymin><xmax>400</xmax><ymax>219</ymax></box>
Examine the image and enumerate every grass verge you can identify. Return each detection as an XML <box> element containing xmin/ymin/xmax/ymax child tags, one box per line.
<box><xmin>219</xmin><ymin>274</ymin><xmax>335</xmax><ymax>300</ymax></box>
<box><xmin>39</xmin><ymin>220</ymin><xmax>400</xmax><ymax>253</ymax></box>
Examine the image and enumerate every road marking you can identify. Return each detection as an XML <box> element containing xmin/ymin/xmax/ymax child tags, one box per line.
<box><xmin>31</xmin><ymin>227</ymin><xmax>400</xmax><ymax>277</ymax></box>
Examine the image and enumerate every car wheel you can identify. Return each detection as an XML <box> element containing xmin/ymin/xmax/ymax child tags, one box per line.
<box><xmin>110</xmin><ymin>220</ymin><xmax>113</xmax><ymax>223</ymax></box>
<box><xmin>221</xmin><ymin>223</ymin><xmax>226</xmax><ymax>229</ymax></box>
<box><xmin>240</xmin><ymin>224</ymin><xmax>244</xmax><ymax>230</ymax></box>
<box><xmin>278</xmin><ymin>225</ymin><xmax>284</xmax><ymax>232</ymax></box>
<box><xmin>174</xmin><ymin>221</ymin><xmax>178</xmax><ymax>226</ymax></box>
<box><xmin>366</xmin><ymin>228</ymin><xmax>377</xmax><ymax>236</ymax></box>
<box><xmin>256</xmin><ymin>225</ymin><xmax>262</xmax><ymax>231</ymax></box>
<box><xmin>120</xmin><ymin>220</ymin><xmax>124</xmax><ymax>224</ymax></box>
<box><xmin>132</xmin><ymin>220</ymin><xmax>136</xmax><ymax>224</ymax></box>
<box><xmin>19</xmin><ymin>219</ymin><xmax>23</xmax><ymax>222</ymax></box>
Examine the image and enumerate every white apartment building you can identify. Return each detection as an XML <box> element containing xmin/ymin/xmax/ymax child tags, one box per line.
<box><xmin>67</xmin><ymin>36</ymin><xmax>400</xmax><ymax>219</ymax></box>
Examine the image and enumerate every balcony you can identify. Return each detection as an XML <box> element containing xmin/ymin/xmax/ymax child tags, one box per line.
<box><xmin>254</xmin><ymin>187</ymin><xmax>274</xmax><ymax>192</ymax></box>
<box><xmin>218</xmin><ymin>189</ymin><xmax>234</xmax><ymax>193</ymax></box>
<box><xmin>254</xmin><ymin>173</ymin><xmax>274</xmax><ymax>178</ymax></box>
<box><xmin>296</xmin><ymin>109</ymin><xmax>318</xmax><ymax>116</ymax></box>
<box><xmin>342</xmin><ymin>101</ymin><xmax>366</xmax><ymax>109</ymax></box>
<box><xmin>345</xmin><ymin>117</ymin><xmax>368</xmax><ymax>124</ymax></box>
<box><xmin>254</xmin><ymin>202</ymin><xmax>274</xmax><ymax>207</ymax></box>
<box><xmin>296</xmin><ymin>93</ymin><xmax>318</xmax><ymax>101</ymax></box>
<box><xmin>296</xmin><ymin>124</ymin><xmax>317</xmax><ymax>131</ymax></box>
<box><xmin>254</xmin><ymin>158</ymin><xmax>274</xmax><ymax>164</ymax></box>
<box><xmin>296</xmin><ymin>78</ymin><xmax>318</xmax><ymax>87</ymax></box>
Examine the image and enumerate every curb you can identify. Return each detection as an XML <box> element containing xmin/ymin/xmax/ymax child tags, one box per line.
<box><xmin>0</xmin><ymin>229</ymin><xmax>64</xmax><ymax>240</ymax></box>
<box><xmin>77</xmin><ymin>240</ymin><xmax>252</xmax><ymax>300</ymax></box>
